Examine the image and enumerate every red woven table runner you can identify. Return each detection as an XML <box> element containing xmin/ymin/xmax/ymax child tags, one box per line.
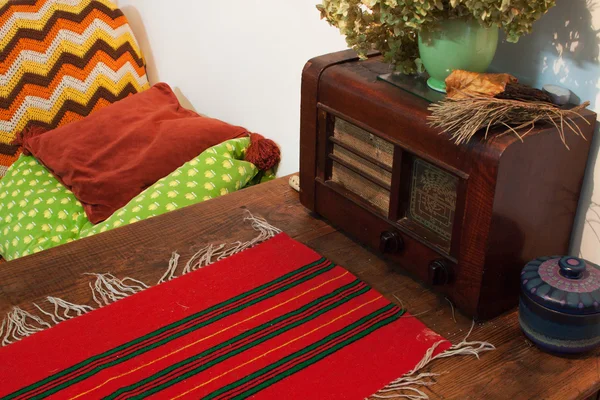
<box><xmin>0</xmin><ymin>234</ymin><xmax>450</xmax><ymax>399</ymax></box>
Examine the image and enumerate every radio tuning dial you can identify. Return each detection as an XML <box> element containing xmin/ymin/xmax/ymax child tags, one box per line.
<box><xmin>429</xmin><ymin>260</ymin><xmax>451</xmax><ymax>286</ymax></box>
<box><xmin>379</xmin><ymin>231</ymin><xmax>404</xmax><ymax>254</ymax></box>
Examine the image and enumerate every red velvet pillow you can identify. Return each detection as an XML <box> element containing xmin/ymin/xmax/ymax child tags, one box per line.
<box><xmin>18</xmin><ymin>83</ymin><xmax>248</xmax><ymax>224</ymax></box>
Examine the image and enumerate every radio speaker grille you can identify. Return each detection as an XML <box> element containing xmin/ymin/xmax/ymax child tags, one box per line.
<box><xmin>328</xmin><ymin>118</ymin><xmax>394</xmax><ymax>216</ymax></box>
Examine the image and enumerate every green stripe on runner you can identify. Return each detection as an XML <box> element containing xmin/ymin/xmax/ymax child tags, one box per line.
<box><xmin>230</xmin><ymin>308</ymin><xmax>403</xmax><ymax>400</ymax></box>
<box><xmin>110</xmin><ymin>280</ymin><xmax>370</xmax><ymax>399</ymax></box>
<box><xmin>4</xmin><ymin>257</ymin><xmax>331</xmax><ymax>400</ymax></box>
<box><xmin>33</xmin><ymin>260</ymin><xmax>335</xmax><ymax>400</ymax></box>
<box><xmin>205</xmin><ymin>304</ymin><xmax>403</xmax><ymax>400</ymax></box>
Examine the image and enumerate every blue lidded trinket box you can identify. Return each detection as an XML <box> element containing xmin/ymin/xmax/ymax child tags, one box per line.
<box><xmin>519</xmin><ymin>256</ymin><xmax>600</xmax><ymax>354</ymax></box>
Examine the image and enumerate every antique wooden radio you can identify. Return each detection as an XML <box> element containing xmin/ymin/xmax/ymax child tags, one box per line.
<box><xmin>299</xmin><ymin>50</ymin><xmax>597</xmax><ymax>319</ymax></box>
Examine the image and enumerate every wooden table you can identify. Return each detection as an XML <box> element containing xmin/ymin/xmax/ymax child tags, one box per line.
<box><xmin>1</xmin><ymin>176</ymin><xmax>599</xmax><ymax>400</ymax></box>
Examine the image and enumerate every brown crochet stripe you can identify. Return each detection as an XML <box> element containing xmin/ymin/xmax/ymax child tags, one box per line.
<box><xmin>0</xmin><ymin>42</ymin><xmax>145</xmax><ymax>107</ymax></box>
<box><xmin>0</xmin><ymin>2</ymin><xmax>125</xmax><ymax>59</ymax></box>
<box><xmin>0</xmin><ymin>0</ymin><xmax>38</xmax><ymax>17</ymax></box>
<box><xmin>0</xmin><ymin>143</ymin><xmax>19</xmax><ymax>157</ymax></box>
<box><xmin>18</xmin><ymin>83</ymin><xmax>139</xmax><ymax>132</ymax></box>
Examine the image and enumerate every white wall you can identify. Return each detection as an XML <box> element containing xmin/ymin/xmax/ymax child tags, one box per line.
<box><xmin>119</xmin><ymin>0</ymin><xmax>600</xmax><ymax>262</ymax></box>
<box><xmin>117</xmin><ymin>0</ymin><xmax>347</xmax><ymax>177</ymax></box>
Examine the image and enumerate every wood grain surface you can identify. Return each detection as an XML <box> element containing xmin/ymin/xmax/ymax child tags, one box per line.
<box><xmin>1</xmin><ymin>176</ymin><xmax>598</xmax><ymax>400</ymax></box>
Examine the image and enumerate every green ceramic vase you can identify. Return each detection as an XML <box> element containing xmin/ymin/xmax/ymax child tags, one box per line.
<box><xmin>418</xmin><ymin>19</ymin><xmax>499</xmax><ymax>93</ymax></box>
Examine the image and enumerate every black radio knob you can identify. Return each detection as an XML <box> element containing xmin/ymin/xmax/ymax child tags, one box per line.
<box><xmin>379</xmin><ymin>231</ymin><xmax>404</xmax><ymax>254</ymax></box>
<box><xmin>429</xmin><ymin>260</ymin><xmax>451</xmax><ymax>286</ymax></box>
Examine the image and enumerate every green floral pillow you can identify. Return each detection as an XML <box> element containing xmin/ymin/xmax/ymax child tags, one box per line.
<box><xmin>0</xmin><ymin>156</ymin><xmax>88</xmax><ymax>260</ymax></box>
<box><xmin>0</xmin><ymin>138</ymin><xmax>264</xmax><ymax>261</ymax></box>
<box><xmin>80</xmin><ymin>137</ymin><xmax>259</xmax><ymax>237</ymax></box>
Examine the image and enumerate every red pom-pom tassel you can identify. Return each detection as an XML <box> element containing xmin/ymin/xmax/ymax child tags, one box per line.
<box><xmin>12</xmin><ymin>125</ymin><xmax>47</xmax><ymax>155</ymax></box>
<box><xmin>245</xmin><ymin>133</ymin><xmax>281</xmax><ymax>171</ymax></box>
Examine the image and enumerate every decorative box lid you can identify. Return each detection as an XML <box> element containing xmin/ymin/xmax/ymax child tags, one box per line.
<box><xmin>521</xmin><ymin>256</ymin><xmax>600</xmax><ymax>315</ymax></box>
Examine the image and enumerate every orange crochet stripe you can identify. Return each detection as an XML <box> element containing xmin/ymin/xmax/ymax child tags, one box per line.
<box><xmin>0</xmin><ymin>0</ymin><xmax>118</xmax><ymax>40</ymax></box>
<box><xmin>57</xmin><ymin>96</ymin><xmax>113</xmax><ymax>127</ymax></box>
<box><xmin>0</xmin><ymin>149</ymin><xmax>21</xmax><ymax>168</ymax></box>
<box><xmin>0</xmin><ymin>12</ymin><xmax>131</xmax><ymax>69</ymax></box>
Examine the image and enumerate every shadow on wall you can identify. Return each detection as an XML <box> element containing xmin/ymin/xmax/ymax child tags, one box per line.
<box><xmin>585</xmin><ymin>200</ymin><xmax>600</xmax><ymax>250</ymax></box>
<box><xmin>492</xmin><ymin>0</ymin><xmax>600</xmax><ymax>258</ymax></box>
<box><xmin>586</xmin><ymin>202</ymin><xmax>600</xmax><ymax>243</ymax></box>
<box><xmin>492</xmin><ymin>0</ymin><xmax>600</xmax><ymax>87</ymax></box>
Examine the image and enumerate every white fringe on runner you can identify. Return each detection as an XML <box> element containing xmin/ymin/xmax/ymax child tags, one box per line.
<box><xmin>0</xmin><ymin>307</ymin><xmax>52</xmax><ymax>346</ymax></box>
<box><xmin>158</xmin><ymin>252</ymin><xmax>181</xmax><ymax>284</ymax></box>
<box><xmin>370</xmin><ymin>321</ymin><xmax>496</xmax><ymax>400</ymax></box>
<box><xmin>0</xmin><ymin>211</ymin><xmax>281</xmax><ymax>347</ymax></box>
<box><xmin>0</xmin><ymin>275</ymin><xmax>145</xmax><ymax>346</ymax></box>
<box><xmin>86</xmin><ymin>273</ymin><xmax>150</xmax><ymax>307</ymax></box>
<box><xmin>163</xmin><ymin>211</ymin><xmax>282</xmax><ymax>282</ymax></box>
<box><xmin>34</xmin><ymin>297</ymin><xmax>95</xmax><ymax>325</ymax></box>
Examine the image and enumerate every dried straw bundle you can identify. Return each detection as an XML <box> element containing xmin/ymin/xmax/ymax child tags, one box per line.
<box><xmin>428</xmin><ymin>96</ymin><xmax>590</xmax><ymax>148</ymax></box>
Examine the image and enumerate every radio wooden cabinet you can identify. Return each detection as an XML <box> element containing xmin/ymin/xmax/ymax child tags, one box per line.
<box><xmin>299</xmin><ymin>50</ymin><xmax>597</xmax><ymax>319</ymax></box>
